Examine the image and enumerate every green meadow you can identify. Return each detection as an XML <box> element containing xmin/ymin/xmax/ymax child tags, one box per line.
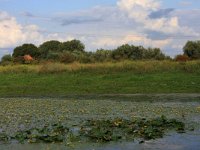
<box><xmin>0</xmin><ymin>60</ymin><xmax>200</xmax><ymax>97</ymax></box>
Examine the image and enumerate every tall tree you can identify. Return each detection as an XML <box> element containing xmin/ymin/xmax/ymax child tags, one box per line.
<box><xmin>183</xmin><ymin>41</ymin><xmax>200</xmax><ymax>59</ymax></box>
<box><xmin>39</xmin><ymin>40</ymin><xmax>61</xmax><ymax>58</ymax></box>
<box><xmin>59</xmin><ymin>39</ymin><xmax>85</xmax><ymax>52</ymax></box>
<box><xmin>112</xmin><ymin>44</ymin><xmax>144</xmax><ymax>60</ymax></box>
<box><xmin>12</xmin><ymin>44</ymin><xmax>39</xmax><ymax>58</ymax></box>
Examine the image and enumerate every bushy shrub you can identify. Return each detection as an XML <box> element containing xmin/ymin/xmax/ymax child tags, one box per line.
<box><xmin>1</xmin><ymin>54</ymin><xmax>12</xmax><ymax>62</ymax></box>
<box><xmin>13</xmin><ymin>56</ymin><xmax>25</xmax><ymax>64</ymax></box>
<box><xmin>111</xmin><ymin>44</ymin><xmax>145</xmax><ymax>60</ymax></box>
<box><xmin>46</xmin><ymin>52</ymin><xmax>60</xmax><ymax>61</ymax></box>
<box><xmin>76</xmin><ymin>54</ymin><xmax>93</xmax><ymax>63</ymax></box>
<box><xmin>59</xmin><ymin>52</ymin><xmax>76</xmax><ymax>63</ymax></box>
<box><xmin>93</xmin><ymin>49</ymin><xmax>112</xmax><ymax>62</ymax></box>
<box><xmin>0</xmin><ymin>54</ymin><xmax>13</xmax><ymax>66</ymax></box>
<box><xmin>144</xmin><ymin>48</ymin><xmax>167</xmax><ymax>60</ymax></box>
<box><xmin>175</xmin><ymin>55</ymin><xmax>190</xmax><ymax>62</ymax></box>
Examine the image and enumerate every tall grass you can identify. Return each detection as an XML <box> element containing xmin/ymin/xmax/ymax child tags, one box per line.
<box><xmin>0</xmin><ymin>60</ymin><xmax>200</xmax><ymax>74</ymax></box>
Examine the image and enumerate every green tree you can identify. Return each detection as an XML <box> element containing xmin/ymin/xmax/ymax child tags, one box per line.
<box><xmin>12</xmin><ymin>44</ymin><xmax>40</xmax><ymax>58</ymax></box>
<box><xmin>183</xmin><ymin>41</ymin><xmax>200</xmax><ymax>59</ymax></box>
<box><xmin>112</xmin><ymin>44</ymin><xmax>145</xmax><ymax>60</ymax></box>
<box><xmin>0</xmin><ymin>54</ymin><xmax>13</xmax><ymax>65</ymax></box>
<box><xmin>59</xmin><ymin>39</ymin><xmax>85</xmax><ymax>52</ymax></box>
<box><xmin>94</xmin><ymin>49</ymin><xmax>112</xmax><ymax>62</ymax></box>
<box><xmin>46</xmin><ymin>52</ymin><xmax>60</xmax><ymax>60</ymax></box>
<box><xmin>144</xmin><ymin>48</ymin><xmax>167</xmax><ymax>60</ymax></box>
<box><xmin>39</xmin><ymin>40</ymin><xmax>61</xmax><ymax>58</ymax></box>
<box><xmin>1</xmin><ymin>54</ymin><xmax>12</xmax><ymax>62</ymax></box>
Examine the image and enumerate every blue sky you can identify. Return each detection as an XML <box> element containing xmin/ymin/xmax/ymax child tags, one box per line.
<box><xmin>1</xmin><ymin>0</ymin><xmax>117</xmax><ymax>15</ymax></box>
<box><xmin>1</xmin><ymin>0</ymin><xmax>199</xmax><ymax>14</ymax></box>
<box><xmin>0</xmin><ymin>0</ymin><xmax>200</xmax><ymax>57</ymax></box>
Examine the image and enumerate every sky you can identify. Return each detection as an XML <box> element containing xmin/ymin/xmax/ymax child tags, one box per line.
<box><xmin>1</xmin><ymin>0</ymin><xmax>200</xmax><ymax>58</ymax></box>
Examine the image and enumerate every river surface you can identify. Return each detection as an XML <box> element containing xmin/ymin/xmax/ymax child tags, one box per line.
<box><xmin>1</xmin><ymin>132</ymin><xmax>200</xmax><ymax>150</ymax></box>
<box><xmin>0</xmin><ymin>95</ymin><xmax>199</xmax><ymax>150</ymax></box>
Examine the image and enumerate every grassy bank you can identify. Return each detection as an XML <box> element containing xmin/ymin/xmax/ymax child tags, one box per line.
<box><xmin>0</xmin><ymin>61</ymin><xmax>200</xmax><ymax>97</ymax></box>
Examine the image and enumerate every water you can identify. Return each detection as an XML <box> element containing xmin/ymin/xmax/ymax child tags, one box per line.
<box><xmin>0</xmin><ymin>96</ymin><xmax>199</xmax><ymax>150</ymax></box>
<box><xmin>1</xmin><ymin>132</ymin><xmax>199</xmax><ymax>150</ymax></box>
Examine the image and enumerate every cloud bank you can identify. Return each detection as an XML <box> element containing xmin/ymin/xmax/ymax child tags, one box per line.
<box><xmin>0</xmin><ymin>11</ymin><xmax>43</xmax><ymax>48</ymax></box>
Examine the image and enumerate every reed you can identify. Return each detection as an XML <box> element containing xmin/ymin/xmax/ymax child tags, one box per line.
<box><xmin>0</xmin><ymin>60</ymin><xmax>199</xmax><ymax>74</ymax></box>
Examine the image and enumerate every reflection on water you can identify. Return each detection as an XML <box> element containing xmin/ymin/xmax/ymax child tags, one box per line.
<box><xmin>1</xmin><ymin>132</ymin><xmax>200</xmax><ymax>150</ymax></box>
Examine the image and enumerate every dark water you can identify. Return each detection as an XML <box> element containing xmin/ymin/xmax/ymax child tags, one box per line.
<box><xmin>1</xmin><ymin>132</ymin><xmax>199</xmax><ymax>150</ymax></box>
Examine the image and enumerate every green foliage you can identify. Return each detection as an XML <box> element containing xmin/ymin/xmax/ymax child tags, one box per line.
<box><xmin>0</xmin><ymin>54</ymin><xmax>13</xmax><ymax>65</ymax></box>
<box><xmin>12</xmin><ymin>44</ymin><xmax>40</xmax><ymax>58</ymax></box>
<box><xmin>81</xmin><ymin>116</ymin><xmax>185</xmax><ymax>142</ymax></box>
<box><xmin>59</xmin><ymin>39</ymin><xmax>85</xmax><ymax>52</ymax></box>
<box><xmin>110</xmin><ymin>44</ymin><xmax>169</xmax><ymax>61</ymax></box>
<box><xmin>39</xmin><ymin>40</ymin><xmax>61</xmax><ymax>58</ymax></box>
<box><xmin>144</xmin><ymin>48</ymin><xmax>167</xmax><ymax>60</ymax></box>
<box><xmin>75</xmin><ymin>51</ymin><xmax>93</xmax><ymax>63</ymax></box>
<box><xmin>59</xmin><ymin>52</ymin><xmax>76</xmax><ymax>63</ymax></box>
<box><xmin>112</xmin><ymin>44</ymin><xmax>145</xmax><ymax>60</ymax></box>
<box><xmin>0</xmin><ymin>133</ymin><xmax>10</xmax><ymax>143</ymax></box>
<box><xmin>1</xmin><ymin>54</ymin><xmax>12</xmax><ymax>62</ymax></box>
<box><xmin>13</xmin><ymin>56</ymin><xmax>25</xmax><ymax>64</ymax></box>
<box><xmin>46</xmin><ymin>52</ymin><xmax>60</xmax><ymax>60</ymax></box>
<box><xmin>11</xmin><ymin>40</ymin><xmax>172</xmax><ymax>63</ymax></box>
<box><xmin>175</xmin><ymin>55</ymin><xmax>190</xmax><ymax>62</ymax></box>
<box><xmin>37</xmin><ymin>39</ymin><xmax>85</xmax><ymax>60</ymax></box>
<box><xmin>93</xmin><ymin>49</ymin><xmax>112</xmax><ymax>62</ymax></box>
<box><xmin>0</xmin><ymin>116</ymin><xmax>185</xmax><ymax>144</ymax></box>
<box><xmin>13</xmin><ymin>123</ymin><xmax>69</xmax><ymax>144</ymax></box>
<box><xmin>183</xmin><ymin>41</ymin><xmax>200</xmax><ymax>59</ymax></box>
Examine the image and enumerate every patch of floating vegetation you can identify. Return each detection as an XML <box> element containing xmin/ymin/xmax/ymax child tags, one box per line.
<box><xmin>0</xmin><ymin>116</ymin><xmax>185</xmax><ymax>144</ymax></box>
<box><xmin>81</xmin><ymin>116</ymin><xmax>185</xmax><ymax>142</ymax></box>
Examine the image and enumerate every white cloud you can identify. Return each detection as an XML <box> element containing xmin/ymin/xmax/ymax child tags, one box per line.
<box><xmin>117</xmin><ymin>0</ymin><xmax>198</xmax><ymax>36</ymax></box>
<box><xmin>45</xmin><ymin>33</ymin><xmax>74</xmax><ymax>42</ymax></box>
<box><xmin>0</xmin><ymin>11</ymin><xmax>73</xmax><ymax>49</ymax></box>
<box><xmin>0</xmin><ymin>12</ymin><xmax>23</xmax><ymax>47</ymax></box>
<box><xmin>117</xmin><ymin>0</ymin><xmax>160</xmax><ymax>22</ymax></box>
<box><xmin>0</xmin><ymin>11</ymin><xmax>44</xmax><ymax>48</ymax></box>
<box><xmin>91</xmin><ymin>32</ymin><xmax>171</xmax><ymax>49</ymax></box>
<box><xmin>117</xmin><ymin>0</ymin><xmax>160</xmax><ymax>11</ymax></box>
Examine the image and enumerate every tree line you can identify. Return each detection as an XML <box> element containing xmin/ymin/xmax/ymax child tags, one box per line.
<box><xmin>1</xmin><ymin>39</ymin><xmax>200</xmax><ymax>64</ymax></box>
